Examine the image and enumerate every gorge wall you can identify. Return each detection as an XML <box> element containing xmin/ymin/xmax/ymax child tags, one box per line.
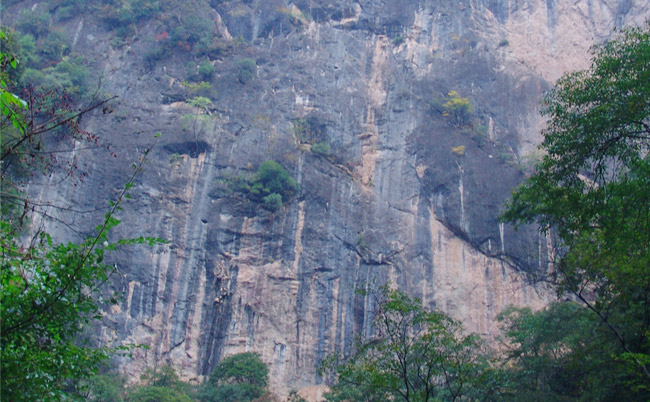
<box><xmin>7</xmin><ymin>0</ymin><xmax>650</xmax><ymax>396</ymax></box>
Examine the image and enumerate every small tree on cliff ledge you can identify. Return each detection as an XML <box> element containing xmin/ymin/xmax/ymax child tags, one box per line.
<box><xmin>502</xmin><ymin>21</ymin><xmax>650</xmax><ymax>389</ymax></box>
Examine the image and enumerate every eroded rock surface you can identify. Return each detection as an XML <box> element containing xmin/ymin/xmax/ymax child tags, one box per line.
<box><xmin>8</xmin><ymin>0</ymin><xmax>649</xmax><ymax>396</ymax></box>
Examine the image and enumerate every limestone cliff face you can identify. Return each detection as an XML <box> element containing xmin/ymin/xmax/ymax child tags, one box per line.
<box><xmin>8</xmin><ymin>0</ymin><xmax>649</xmax><ymax>396</ymax></box>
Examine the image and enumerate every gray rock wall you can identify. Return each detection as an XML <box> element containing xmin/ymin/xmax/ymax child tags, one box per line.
<box><xmin>11</xmin><ymin>0</ymin><xmax>649</xmax><ymax>396</ymax></box>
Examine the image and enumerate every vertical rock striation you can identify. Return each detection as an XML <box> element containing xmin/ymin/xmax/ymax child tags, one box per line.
<box><xmin>9</xmin><ymin>0</ymin><xmax>649</xmax><ymax>396</ymax></box>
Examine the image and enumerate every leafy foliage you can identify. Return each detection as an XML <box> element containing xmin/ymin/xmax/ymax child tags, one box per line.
<box><xmin>263</xmin><ymin>193</ymin><xmax>283</xmax><ymax>211</ymax></box>
<box><xmin>98</xmin><ymin>0</ymin><xmax>161</xmax><ymax>26</ymax></box>
<box><xmin>226</xmin><ymin>160</ymin><xmax>298</xmax><ymax>211</ymax></box>
<box><xmin>201</xmin><ymin>352</ymin><xmax>269</xmax><ymax>402</ymax></box>
<box><xmin>495</xmin><ymin>303</ymin><xmax>648</xmax><ymax>401</ymax></box>
<box><xmin>502</xmin><ymin>21</ymin><xmax>650</xmax><ymax>390</ymax></box>
<box><xmin>22</xmin><ymin>56</ymin><xmax>89</xmax><ymax>96</ymax></box>
<box><xmin>322</xmin><ymin>287</ymin><xmax>489</xmax><ymax>402</ymax></box>
<box><xmin>0</xmin><ymin>32</ymin><xmax>27</xmax><ymax>140</ymax></box>
<box><xmin>0</xmin><ymin>158</ymin><xmax>161</xmax><ymax>400</ymax></box>
<box><xmin>1</xmin><ymin>33</ymin><xmax>161</xmax><ymax>400</ymax></box>
<box><xmin>4</xmin><ymin>17</ymin><xmax>92</xmax><ymax>99</ymax></box>
<box><xmin>311</xmin><ymin>141</ymin><xmax>331</xmax><ymax>157</ymax></box>
<box><xmin>251</xmin><ymin>160</ymin><xmax>299</xmax><ymax>207</ymax></box>
<box><xmin>124</xmin><ymin>365</ymin><xmax>195</xmax><ymax>402</ymax></box>
<box><xmin>183</xmin><ymin>80</ymin><xmax>215</xmax><ymax>98</ymax></box>
<box><xmin>40</xmin><ymin>29</ymin><xmax>70</xmax><ymax>63</ymax></box>
<box><xmin>198</xmin><ymin>60</ymin><xmax>215</xmax><ymax>81</ymax></box>
<box><xmin>125</xmin><ymin>386</ymin><xmax>193</xmax><ymax>402</ymax></box>
<box><xmin>15</xmin><ymin>9</ymin><xmax>52</xmax><ymax>39</ymax></box>
<box><xmin>0</xmin><ymin>224</ymin><xmax>109</xmax><ymax>400</ymax></box>
<box><xmin>237</xmin><ymin>58</ymin><xmax>257</xmax><ymax>84</ymax></box>
<box><xmin>84</xmin><ymin>372</ymin><xmax>127</xmax><ymax>402</ymax></box>
<box><xmin>442</xmin><ymin>90</ymin><xmax>473</xmax><ymax>127</ymax></box>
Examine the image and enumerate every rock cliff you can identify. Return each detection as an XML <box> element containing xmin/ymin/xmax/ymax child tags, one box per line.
<box><xmin>7</xmin><ymin>0</ymin><xmax>649</xmax><ymax>396</ymax></box>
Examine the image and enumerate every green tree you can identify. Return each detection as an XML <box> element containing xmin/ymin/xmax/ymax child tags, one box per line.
<box><xmin>84</xmin><ymin>372</ymin><xmax>127</xmax><ymax>402</ymax></box>
<box><xmin>0</xmin><ymin>154</ymin><xmax>159</xmax><ymax>401</ymax></box>
<box><xmin>495</xmin><ymin>303</ymin><xmax>642</xmax><ymax>401</ymax></box>
<box><xmin>125</xmin><ymin>365</ymin><xmax>195</xmax><ymax>402</ymax></box>
<box><xmin>1</xmin><ymin>33</ymin><xmax>161</xmax><ymax>400</ymax></box>
<box><xmin>198</xmin><ymin>59</ymin><xmax>215</xmax><ymax>81</ymax></box>
<box><xmin>201</xmin><ymin>352</ymin><xmax>269</xmax><ymax>402</ymax></box>
<box><xmin>40</xmin><ymin>29</ymin><xmax>70</xmax><ymax>63</ymax></box>
<box><xmin>0</xmin><ymin>31</ymin><xmax>27</xmax><ymax>150</ymax></box>
<box><xmin>230</xmin><ymin>160</ymin><xmax>299</xmax><ymax>211</ymax></box>
<box><xmin>263</xmin><ymin>193</ymin><xmax>283</xmax><ymax>211</ymax></box>
<box><xmin>322</xmin><ymin>287</ymin><xmax>488</xmax><ymax>402</ymax></box>
<box><xmin>311</xmin><ymin>141</ymin><xmax>331</xmax><ymax>157</ymax></box>
<box><xmin>125</xmin><ymin>386</ymin><xmax>193</xmax><ymax>402</ymax></box>
<box><xmin>15</xmin><ymin>9</ymin><xmax>52</xmax><ymax>39</ymax></box>
<box><xmin>253</xmin><ymin>160</ymin><xmax>298</xmax><ymax>202</ymax></box>
<box><xmin>502</xmin><ymin>21</ymin><xmax>650</xmax><ymax>391</ymax></box>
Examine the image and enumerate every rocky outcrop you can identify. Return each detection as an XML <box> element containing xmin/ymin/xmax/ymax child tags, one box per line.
<box><xmin>8</xmin><ymin>0</ymin><xmax>649</xmax><ymax>396</ymax></box>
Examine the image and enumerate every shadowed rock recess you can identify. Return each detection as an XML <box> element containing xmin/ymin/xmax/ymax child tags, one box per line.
<box><xmin>7</xmin><ymin>0</ymin><xmax>649</xmax><ymax>396</ymax></box>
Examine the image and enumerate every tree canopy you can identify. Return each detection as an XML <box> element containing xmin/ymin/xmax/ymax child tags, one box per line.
<box><xmin>496</xmin><ymin>302</ymin><xmax>643</xmax><ymax>400</ymax></box>
<box><xmin>322</xmin><ymin>287</ymin><xmax>490</xmax><ymax>402</ymax></box>
<box><xmin>502</xmin><ymin>21</ymin><xmax>650</xmax><ymax>393</ymax></box>
<box><xmin>201</xmin><ymin>352</ymin><xmax>270</xmax><ymax>402</ymax></box>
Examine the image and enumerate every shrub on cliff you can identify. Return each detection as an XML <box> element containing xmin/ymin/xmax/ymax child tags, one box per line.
<box><xmin>443</xmin><ymin>90</ymin><xmax>473</xmax><ymax>127</ymax></box>
<box><xmin>253</xmin><ymin>161</ymin><xmax>298</xmax><ymax>201</ymax></box>
<box><xmin>311</xmin><ymin>141</ymin><xmax>331</xmax><ymax>157</ymax></box>
<box><xmin>263</xmin><ymin>193</ymin><xmax>284</xmax><ymax>211</ymax></box>
<box><xmin>198</xmin><ymin>60</ymin><xmax>215</xmax><ymax>81</ymax></box>
<box><xmin>15</xmin><ymin>9</ymin><xmax>51</xmax><ymax>39</ymax></box>
<box><xmin>228</xmin><ymin>160</ymin><xmax>298</xmax><ymax>211</ymax></box>
<box><xmin>237</xmin><ymin>58</ymin><xmax>257</xmax><ymax>84</ymax></box>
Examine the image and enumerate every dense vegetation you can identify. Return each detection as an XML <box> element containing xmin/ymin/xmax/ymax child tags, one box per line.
<box><xmin>78</xmin><ymin>355</ymin><xmax>274</xmax><ymax>401</ymax></box>
<box><xmin>499</xmin><ymin>20</ymin><xmax>650</xmax><ymax>398</ymax></box>
<box><xmin>321</xmin><ymin>287</ymin><xmax>492</xmax><ymax>401</ymax></box>
<box><xmin>200</xmin><ymin>352</ymin><xmax>270</xmax><ymax>402</ymax></box>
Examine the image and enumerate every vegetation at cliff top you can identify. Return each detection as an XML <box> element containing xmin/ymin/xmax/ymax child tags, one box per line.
<box><xmin>6</xmin><ymin>11</ymin><xmax>92</xmax><ymax>98</ymax></box>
